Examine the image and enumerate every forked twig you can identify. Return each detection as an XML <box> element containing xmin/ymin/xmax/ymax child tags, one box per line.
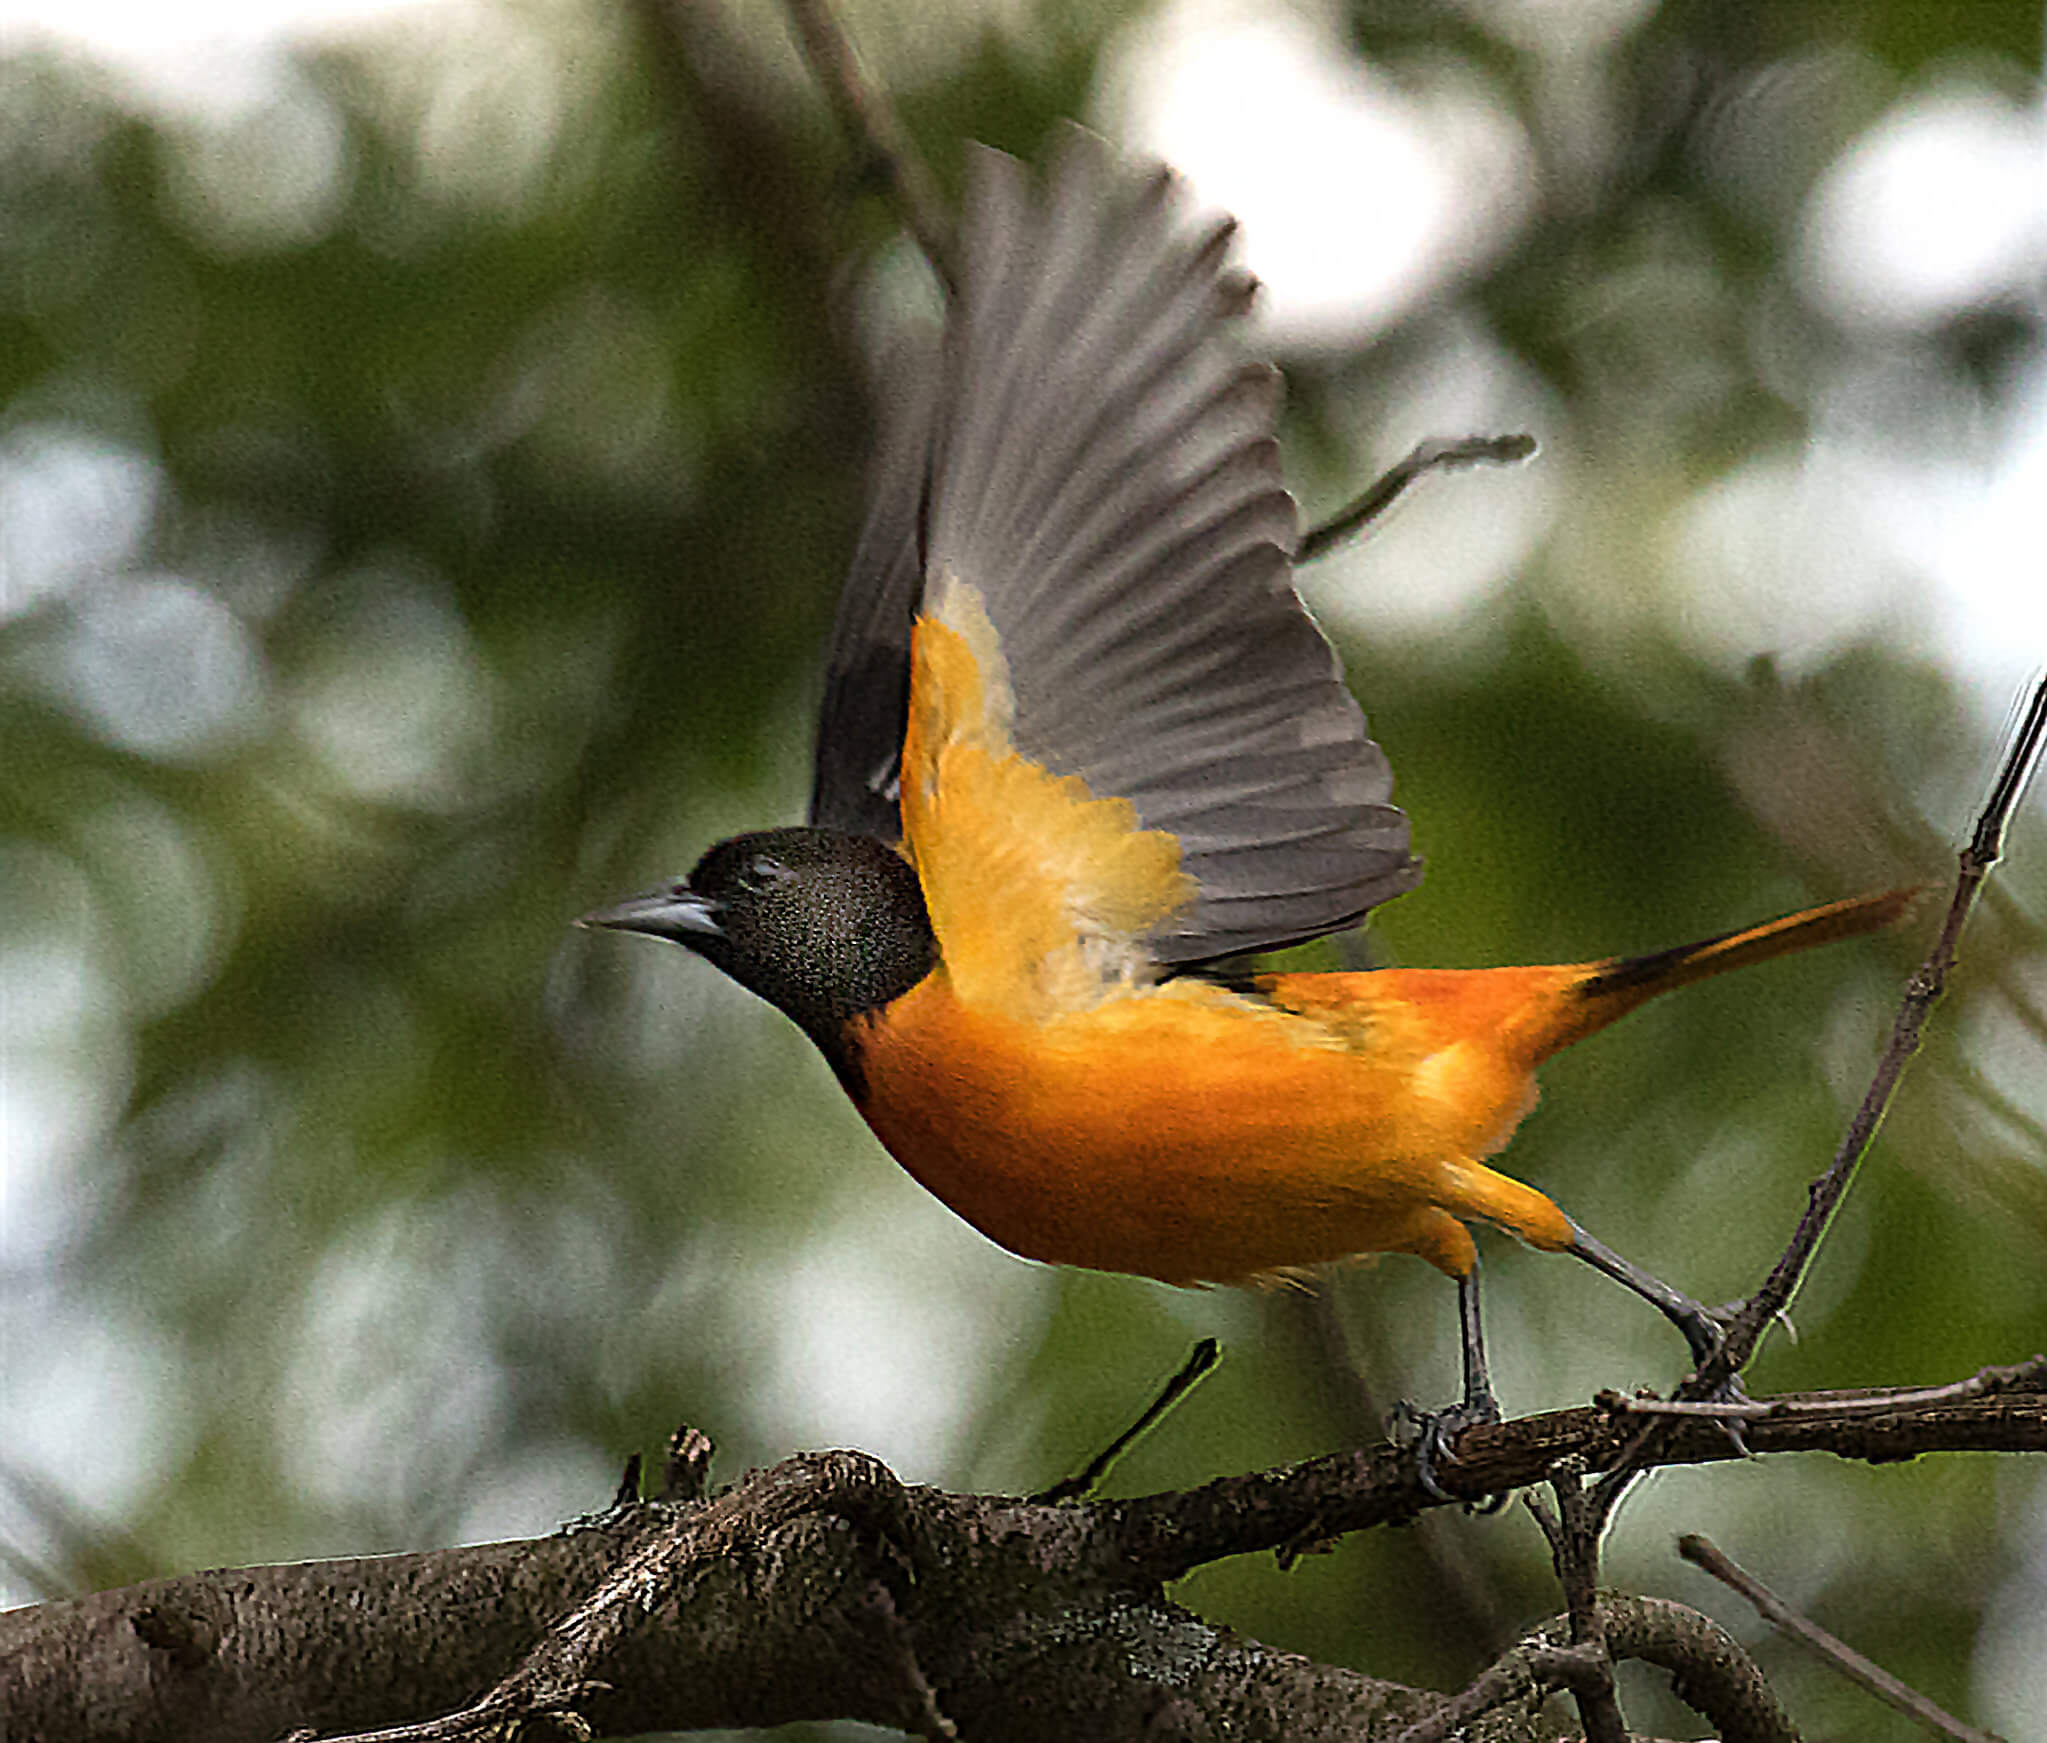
<box><xmin>1720</xmin><ymin>675</ymin><xmax>2047</xmax><ymax>1380</ymax></box>
<box><xmin>1593</xmin><ymin>674</ymin><xmax>2047</xmax><ymax>1513</ymax></box>
<box><xmin>1523</xmin><ymin>1461</ymin><xmax>1625</xmax><ymax>1743</ymax></box>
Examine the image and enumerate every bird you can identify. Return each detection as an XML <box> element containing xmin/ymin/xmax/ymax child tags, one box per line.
<box><xmin>583</xmin><ymin>130</ymin><xmax>1911</xmax><ymax>1481</ymax></box>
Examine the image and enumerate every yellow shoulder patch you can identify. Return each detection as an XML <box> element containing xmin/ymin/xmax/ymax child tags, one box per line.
<box><xmin>900</xmin><ymin>574</ymin><xmax>1194</xmax><ymax>1019</ymax></box>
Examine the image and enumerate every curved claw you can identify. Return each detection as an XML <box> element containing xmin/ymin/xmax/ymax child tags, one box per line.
<box><xmin>1391</xmin><ymin>1396</ymin><xmax>1502</xmax><ymax>1504</ymax></box>
<box><xmin>1384</xmin><ymin>1265</ymin><xmax>1510</xmax><ymax>1506</ymax></box>
<box><xmin>1690</xmin><ymin>1364</ymin><xmax>1755</xmax><ymax>1458</ymax></box>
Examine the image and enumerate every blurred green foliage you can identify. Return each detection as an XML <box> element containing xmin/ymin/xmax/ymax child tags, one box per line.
<box><xmin>1</xmin><ymin>0</ymin><xmax>2042</xmax><ymax>1736</ymax></box>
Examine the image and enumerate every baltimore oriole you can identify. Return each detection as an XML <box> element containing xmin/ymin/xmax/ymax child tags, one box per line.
<box><xmin>585</xmin><ymin>132</ymin><xmax>1910</xmax><ymax>1480</ymax></box>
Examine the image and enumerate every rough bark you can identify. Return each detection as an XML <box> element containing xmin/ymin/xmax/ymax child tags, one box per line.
<box><xmin>5</xmin><ymin>1377</ymin><xmax>2039</xmax><ymax>1743</ymax></box>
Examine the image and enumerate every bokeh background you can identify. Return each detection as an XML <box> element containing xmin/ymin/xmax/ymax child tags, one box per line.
<box><xmin>2</xmin><ymin>0</ymin><xmax>2044</xmax><ymax>1735</ymax></box>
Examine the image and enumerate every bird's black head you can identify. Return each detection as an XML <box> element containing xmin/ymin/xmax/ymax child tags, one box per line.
<box><xmin>583</xmin><ymin>827</ymin><xmax>936</xmax><ymax>1083</ymax></box>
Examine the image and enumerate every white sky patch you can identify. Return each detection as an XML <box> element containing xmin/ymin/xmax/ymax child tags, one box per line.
<box><xmin>0</xmin><ymin>429</ymin><xmax>161</xmax><ymax>622</ymax></box>
<box><xmin>747</xmin><ymin>1186</ymin><xmax>1052</xmax><ymax>1485</ymax></box>
<box><xmin>1929</xmin><ymin>348</ymin><xmax>2047</xmax><ymax>709</ymax></box>
<box><xmin>0</xmin><ymin>1292</ymin><xmax>188</xmax><ymax>1604</ymax></box>
<box><xmin>285</xmin><ymin>557</ymin><xmax>500</xmax><ymax>810</ymax></box>
<box><xmin>0</xmin><ymin>0</ymin><xmax>461</xmax><ymax>118</ymax></box>
<box><xmin>1800</xmin><ymin>79</ymin><xmax>2047</xmax><ymax>332</ymax></box>
<box><xmin>1974</xmin><ymin>1470</ymin><xmax>2047</xmax><ymax>1733</ymax></box>
<box><xmin>1664</xmin><ymin>445</ymin><xmax>1915</xmax><ymax>671</ymax></box>
<box><xmin>1100</xmin><ymin>0</ymin><xmax>1535</xmax><ymax>346</ymax></box>
<box><xmin>1455</xmin><ymin>0</ymin><xmax>1656</xmax><ymax>57</ymax></box>
<box><xmin>1107</xmin><ymin>3</ymin><xmax>2047</xmax><ymax>729</ymax></box>
<box><xmin>1786</xmin><ymin>76</ymin><xmax>2046</xmax><ymax>720</ymax></box>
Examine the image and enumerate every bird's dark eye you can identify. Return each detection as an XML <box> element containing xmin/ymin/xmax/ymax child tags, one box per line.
<box><xmin>738</xmin><ymin>854</ymin><xmax>788</xmax><ymax>894</ymax></box>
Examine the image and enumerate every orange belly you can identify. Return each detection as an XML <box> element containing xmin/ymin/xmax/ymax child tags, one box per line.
<box><xmin>847</xmin><ymin>970</ymin><xmax>1575</xmax><ymax>1285</ymax></box>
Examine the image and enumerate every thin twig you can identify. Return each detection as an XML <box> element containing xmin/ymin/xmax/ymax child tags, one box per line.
<box><xmin>1035</xmin><ymin>1339</ymin><xmax>1222</xmax><ymax>1503</ymax></box>
<box><xmin>1297</xmin><ymin>433</ymin><xmax>1536</xmax><ymax>562</ymax></box>
<box><xmin>611</xmin><ymin>1453</ymin><xmax>643</xmax><ymax>1508</ymax></box>
<box><xmin>1592</xmin><ymin>675</ymin><xmax>2047</xmax><ymax>1512</ymax></box>
<box><xmin>661</xmin><ymin>1424</ymin><xmax>716</xmax><ymax>1503</ymax></box>
<box><xmin>781</xmin><ymin>0</ymin><xmax>957</xmax><ymax>291</ymax></box>
<box><xmin>1680</xmin><ymin>1534</ymin><xmax>2009</xmax><ymax>1743</ymax></box>
<box><xmin>1609</xmin><ymin>1356</ymin><xmax>2047</xmax><ymax>1419</ymax></box>
<box><xmin>1717</xmin><ymin>674</ymin><xmax>2047</xmax><ymax>1381</ymax></box>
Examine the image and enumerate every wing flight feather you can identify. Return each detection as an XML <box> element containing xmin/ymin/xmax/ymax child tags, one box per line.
<box><xmin>811</xmin><ymin>129</ymin><xmax>1421</xmax><ymax>963</ymax></box>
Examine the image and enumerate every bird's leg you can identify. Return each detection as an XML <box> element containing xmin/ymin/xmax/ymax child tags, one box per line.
<box><xmin>1564</xmin><ymin>1217</ymin><xmax>1726</xmax><ymax>1371</ymax></box>
<box><xmin>1452</xmin><ymin>1264</ymin><xmax>1500</xmax><ymax>1426</ymax></box>
<box><xmin>1398</xmin><ymin>1257</ymin><xmax>1505</xmax><ymax>1503</ymax></box>
<box><xmin>1567</xmin><ymin>1218</ymin><xmax>1753</xmax><ymax>1457</ymax></box>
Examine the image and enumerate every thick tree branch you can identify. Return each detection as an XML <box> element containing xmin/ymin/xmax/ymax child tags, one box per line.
<box><xmin>7</xmin><ymin>1373</ymin><xmax>2037</xmax><ymax>1743</ymax></box>
<box><xmin>1104</xmin><ymin>1362</ymin><xmax>2045</xmax><ymax>1583</ymax></box>
<box><xmin>1</xmin><ymin>1449</ymin><xmax>1433</xmax><ymax>1743</ymax></box>
<box><xmin>1395</xmin><ymin>1595</ymin><xmax>1798</xmax><ymax>1743</ymax></box>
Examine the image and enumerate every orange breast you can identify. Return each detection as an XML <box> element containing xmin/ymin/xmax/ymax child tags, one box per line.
<box><xmin>875</xmin><ymin>595</ymin><xmax>1580</xmax><ymax>1283</ymax></box>
<box><xmin>848</xmin><ymin>969</ymin><xmax>1576</xmax><ymax>1285</ymax></box>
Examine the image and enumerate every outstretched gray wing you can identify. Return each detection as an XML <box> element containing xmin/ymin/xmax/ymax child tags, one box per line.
<box><xmin>811</xmin><ymin>130</ymin><xmax>1420</xmax><ymax>963</ymax></box>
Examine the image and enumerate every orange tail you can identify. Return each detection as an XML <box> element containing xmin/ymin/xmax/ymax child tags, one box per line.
<box><xmin>1534</xmin><ymin>885</ymin><xmax>1920</xmax><ymax>1061</ymax></box>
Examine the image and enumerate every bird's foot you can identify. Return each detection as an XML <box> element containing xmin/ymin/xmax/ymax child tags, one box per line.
<box><xmin>1388</xmin><ymin>1395</ymin><xmax>1506</xmax><ymax>1507</ymax></box>
<box><xmin>1685</xmin><ymin>1348</ymin><xmax>1756</xmax><ymax>1458</ymax></box>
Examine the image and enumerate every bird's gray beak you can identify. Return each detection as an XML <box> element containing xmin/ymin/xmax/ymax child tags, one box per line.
<box><xmin>578</xmin><ymin>886</ymin><xmax>726</xmax><ymax>943</ymax></box>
